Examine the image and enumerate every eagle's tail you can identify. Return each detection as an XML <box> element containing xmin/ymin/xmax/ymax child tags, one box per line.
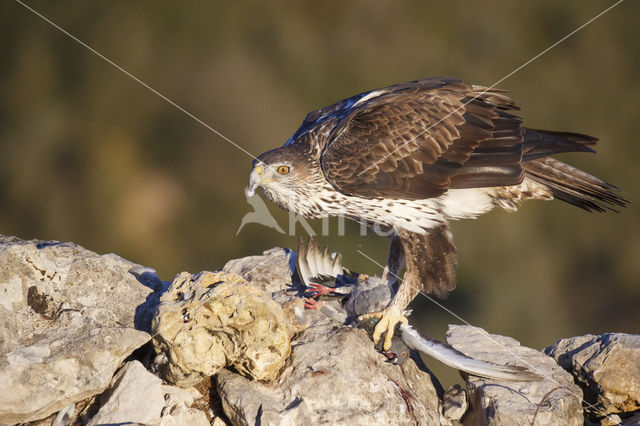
<box><xmin>520</xmin><ymin>128</ymin><xmax>628</xmax><ymax>212</ymax></box>
<box><xmin>522</xmin><ymin>128</ymin><xmax>598</xmax><ymax>161</ymax></box>
<box><xmin>523</xmin><ymin>156</ymin><xmax>628</xmax><ymax>213</ymax></box>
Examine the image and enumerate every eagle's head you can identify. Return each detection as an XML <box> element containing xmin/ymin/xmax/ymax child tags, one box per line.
<box><xmin>246</xmin><ymin>146</ymin><xmax>322</xmax><ymax>215</ymax></box>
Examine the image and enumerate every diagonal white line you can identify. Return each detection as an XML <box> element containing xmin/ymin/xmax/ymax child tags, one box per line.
<box><xmin>356</xmin><ymin>248</ymin><xmax>610</xmax><ymax>418</ymax></box>
<box><xmin>14</xmin><ymin>0</ymin><xmax>259</xmax><ymax>161</ymax></box>
<box><xmin>357</xmin><ymin>0</ymin><xmax>625</xmax><ymax>177</ymax></box>
<box><xmin>13</xmin><ymin>0</ymin><xmax>621</xmax><ymax>420</ymax></box>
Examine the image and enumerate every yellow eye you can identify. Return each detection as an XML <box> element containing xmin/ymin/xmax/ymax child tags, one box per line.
<box><xmin>277</xmin><ymin>166</ymin><xmax>290</xmax><ymax>175</ymax></box>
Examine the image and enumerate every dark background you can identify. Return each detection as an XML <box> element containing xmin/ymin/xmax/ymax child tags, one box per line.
<box><xmin>2</xmin><ymin>1</ymin><xmax>638</xmax><ymax>384</ymax></box>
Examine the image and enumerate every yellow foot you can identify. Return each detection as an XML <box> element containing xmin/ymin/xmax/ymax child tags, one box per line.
<box><xmin>359</xmin><ymin>307</ymin><xmax>408</xmax><ymax>351</ymax></box>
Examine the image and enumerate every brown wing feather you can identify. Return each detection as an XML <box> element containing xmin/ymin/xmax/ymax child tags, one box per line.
<box><xmin>320</xmin><ymin>78</ymin><xmax>525</xmax><ymax>200</ymax></box>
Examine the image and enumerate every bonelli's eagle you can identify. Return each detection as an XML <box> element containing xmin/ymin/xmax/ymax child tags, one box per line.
<box><xmin>246</xmin><ymin>77</ymin><xmax>626</xmax><ymax>350</ymax></box>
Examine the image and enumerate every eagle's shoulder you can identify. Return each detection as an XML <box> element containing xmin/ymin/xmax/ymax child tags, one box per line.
<box><xmin>283</xmin><ymin>77</ymin><xmax>467</xmax><ymax>149</ymax></box>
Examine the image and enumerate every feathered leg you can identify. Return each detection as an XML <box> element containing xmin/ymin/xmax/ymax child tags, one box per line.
<box><xmin>362</xmin><ymin>225</ymin><xmax>457</xmax><ymax>351</ymax></box>
<box><xmin>381</xmin><ymin>233</ymin><xmax>404</xmax><ymax>285</ymax></box>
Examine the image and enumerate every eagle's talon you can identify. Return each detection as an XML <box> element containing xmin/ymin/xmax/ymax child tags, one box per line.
<box><xmin>359</xmin><ymin>307</ymin><xmax>408</xmax><ymax>351</ymax></box>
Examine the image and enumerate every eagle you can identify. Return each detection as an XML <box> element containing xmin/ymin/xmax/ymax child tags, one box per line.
<box><xmin>246</xmin><ymin>77</ymin><xmax>627</xmax><ymax>350</ymax></box>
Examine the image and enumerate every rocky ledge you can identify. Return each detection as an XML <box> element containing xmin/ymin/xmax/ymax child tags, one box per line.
<box><xmin>0</xmin><ymin>235</ymin><xmax>638</xmax><ymax>425</ymax></box>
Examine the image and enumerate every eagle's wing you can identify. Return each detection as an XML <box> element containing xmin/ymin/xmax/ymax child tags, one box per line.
<box><xmin>319</xmin><ymin>77</ymin><xmax>525</xmax><ymax>199</ymax></box>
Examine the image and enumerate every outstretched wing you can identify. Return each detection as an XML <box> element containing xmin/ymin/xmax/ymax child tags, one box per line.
<box><xmin>296</xmin><ymin>237</ymin><xmax>344</xmax><ymax>288</ymax></box>
<box><xmin>319</xmin><ymin>77</ymin><xmax>525</xmax><ymax>199</ymax></box>
<box><xmin>400</xmin><ymin>325</ymin><xmax>541</xmax><ymax>381</ymax></box>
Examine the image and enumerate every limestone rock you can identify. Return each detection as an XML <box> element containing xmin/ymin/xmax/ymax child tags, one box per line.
<box><xmin>5</xmin><ymin>237</ymin><xmax>636</xmax><ymax>424</ymax></box>
<box><xmin>0</xmin><ymin>235</ymin><xmax>154</xmax><ymax>424</ymax></box>
<box><xmin>601</xmin><ymin>413</ymin><xmax>623</xmax><ymax>425</ymax></box>
<box><xmin>212</xmin><ymin>416</ymin><xmax>228</xmax><ymax>426</ymax></box>
<box><xmin>52</xmin><ymin>403</ymin><xmax>75</xmax><ymax>426</ymax></box>
<box><xmin>222</xmin><ymin>247</ymin><xmax>295</xmax><ymax>295</ymax></box>
<box><xmin>442</xmin><ymin>384</ymin><xmax>468</xmax><ymax>422</ymax></box>
<box><xmin>446</xmin><ymin>325</ymin><xmax>584</xmax><ymax>425</ymax></box>
<box><xmin>545</xmin><ymin>333</ymin><xmax>640</xmax><ymax>417</ymax></box>
<box><xmin>151</xmin><ymin>270</ymin><xmax>293</xmax><ymax>387</ymax></box>
<box><xmin>217</xmin><ymin>310</ymin><xmax>448</xmax><ymax>425</ymax></box>
<box><xmin>88</xmin><ymin>360</ymin><xmax>165</xmax><ymax>425</ymax></box>
<box><xmin>159</xmin><ymin>385</ymin><xmax>209</xmax><ymax>426</ymax></box>
<box><xmin>88</xmin><ymin>360</ymin><xmax>210</xmax><ymax>426</ymax></box>
<box><xmin>159</xmin><ymin>403</ymin><xmax>210</xmax><ymax>426</ymax></box>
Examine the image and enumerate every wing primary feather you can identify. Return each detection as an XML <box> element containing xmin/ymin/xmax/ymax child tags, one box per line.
<box><xmin>296</xmin><ymin>237</ymin><xmax>313</xmax><ymax>288</ymax></box>
<box><xmin>310</xmin><ymin>237</ymin><xmax>322</xmax><ymax>277</ymax></box>
<box><xmin>302</xmin><ymin>237</ymin><xmax>346</xmax><ymax>287</ymax></box>
<box><xmin>305</xmin><ymin>236</ymin><xmax>319</xmax><ymax>277</ymax></box>
<box><xmin>332</xmin><ymin>252</ymin><xmax>344</xmax><ymax>277</ymax></box>
<box><xmin>321</xmin><ymin>246</ymin><xmax>333</xmax><ymax>274</ymax></box>
<box><xmin>400</xmin><ymin>325</ymin><xmax>542</xmax><ymax>382</ymax></box>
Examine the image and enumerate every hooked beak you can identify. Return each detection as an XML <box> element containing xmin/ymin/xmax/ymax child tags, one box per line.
<box><xmin>245</xmin><ymin>164</ymin><xmax>264</xmax><ymax>197</ymax></box>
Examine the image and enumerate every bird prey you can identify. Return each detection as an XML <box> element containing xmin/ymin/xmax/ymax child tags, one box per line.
<box><xmin>296</xmin><ymin>236</ymin><xmax>541</xmax><ymax>380</ymax></box>
<box><xmin>246</xmin><ymin>77</ymin><xmax>627</xmax><ymax>351</ymax></box>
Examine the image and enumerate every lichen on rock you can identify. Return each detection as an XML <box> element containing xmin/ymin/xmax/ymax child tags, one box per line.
<box><xmin>151</xmin><ymin>270</ymin><xmax>294</xmax><ymax>387</ymax></box>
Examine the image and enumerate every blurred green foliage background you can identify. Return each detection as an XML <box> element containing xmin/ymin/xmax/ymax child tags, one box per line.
<box><xmin>1</xmin><ymin>1</ymin><xmax>638</xmax><ymax>369</ymax></box>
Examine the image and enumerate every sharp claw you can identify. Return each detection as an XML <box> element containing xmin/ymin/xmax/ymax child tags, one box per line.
<box><xmin>384</xmin><ymin>329</ymin><xmax>394</xmax><ymax>352</ymax></box>
<box><xmin>359</xmin><ymin>308</ymin><xmax>408</xmax><ymax>351</ymax></box>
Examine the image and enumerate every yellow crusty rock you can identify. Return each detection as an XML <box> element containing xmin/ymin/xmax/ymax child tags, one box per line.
<box><xmin>152</xmin><ymin>271</ymin><xmax>292</xmax><ymax>387</ymax></box>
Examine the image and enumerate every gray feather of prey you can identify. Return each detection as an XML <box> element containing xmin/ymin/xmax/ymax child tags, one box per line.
<box><xmin>297</xmin><ymin>236</ymin><xmax>541</xmax><ymax>382</ymax></box>
<box><xmin>399</xmin><ymin>325</ymin><xmax>541</xmax><ymax>381</ymax></box>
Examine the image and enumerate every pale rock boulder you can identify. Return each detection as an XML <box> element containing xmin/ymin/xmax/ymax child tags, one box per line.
<box><xmin>442</xmin><ymin>384</ymin><xmax>468</xmax><ymax>422</ymax></box>
<box><xmin>545</xmin><ymin>333</ymin><xmax>640</xmax><ymax>417</ymax></box>
<box><xmin>217</xmin><ymin>310</ymin><xmax>448</xmax><ymax>426</ymax></box>
<box><xmin>88</xmin><ymin>360</ymin><xmax>209</xmax><ymax>426</ymax></box>
<box><xmin>0</xmin><ymin>236</ymin><xmax>155</xmax><ymax>424</ymax></box>
<box><xmin>222</xmin><ymin>247</ymin><xmax>295</xmax><ymax>295</ymax></box>
<box><xmin>159</xmin><ymin>385</ymin><xmax>210</xmax><ymax>426</ymax></box>
<box><xmin>52</xmin><ymin>402</ymin><xmax>75</xmax><ymax>426</ymax></box>
<box><xmin>212</xmin><ymin>247</ymin><xmax>447</xmax><ymax>424</ymax></box>
<box><xmin>446</xmin><ymin>325</ymin><xmax>584</xmax><ymax>425</ymax></box>
<box><xmin>88</xmin><ymin>360</ymin><xmax>165</xmax><ymax>425</ymax></box>
<box><xmin>151</xmin><ymin>270</ymin><xmax>294</xmax><ymax>387</ymax></box>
